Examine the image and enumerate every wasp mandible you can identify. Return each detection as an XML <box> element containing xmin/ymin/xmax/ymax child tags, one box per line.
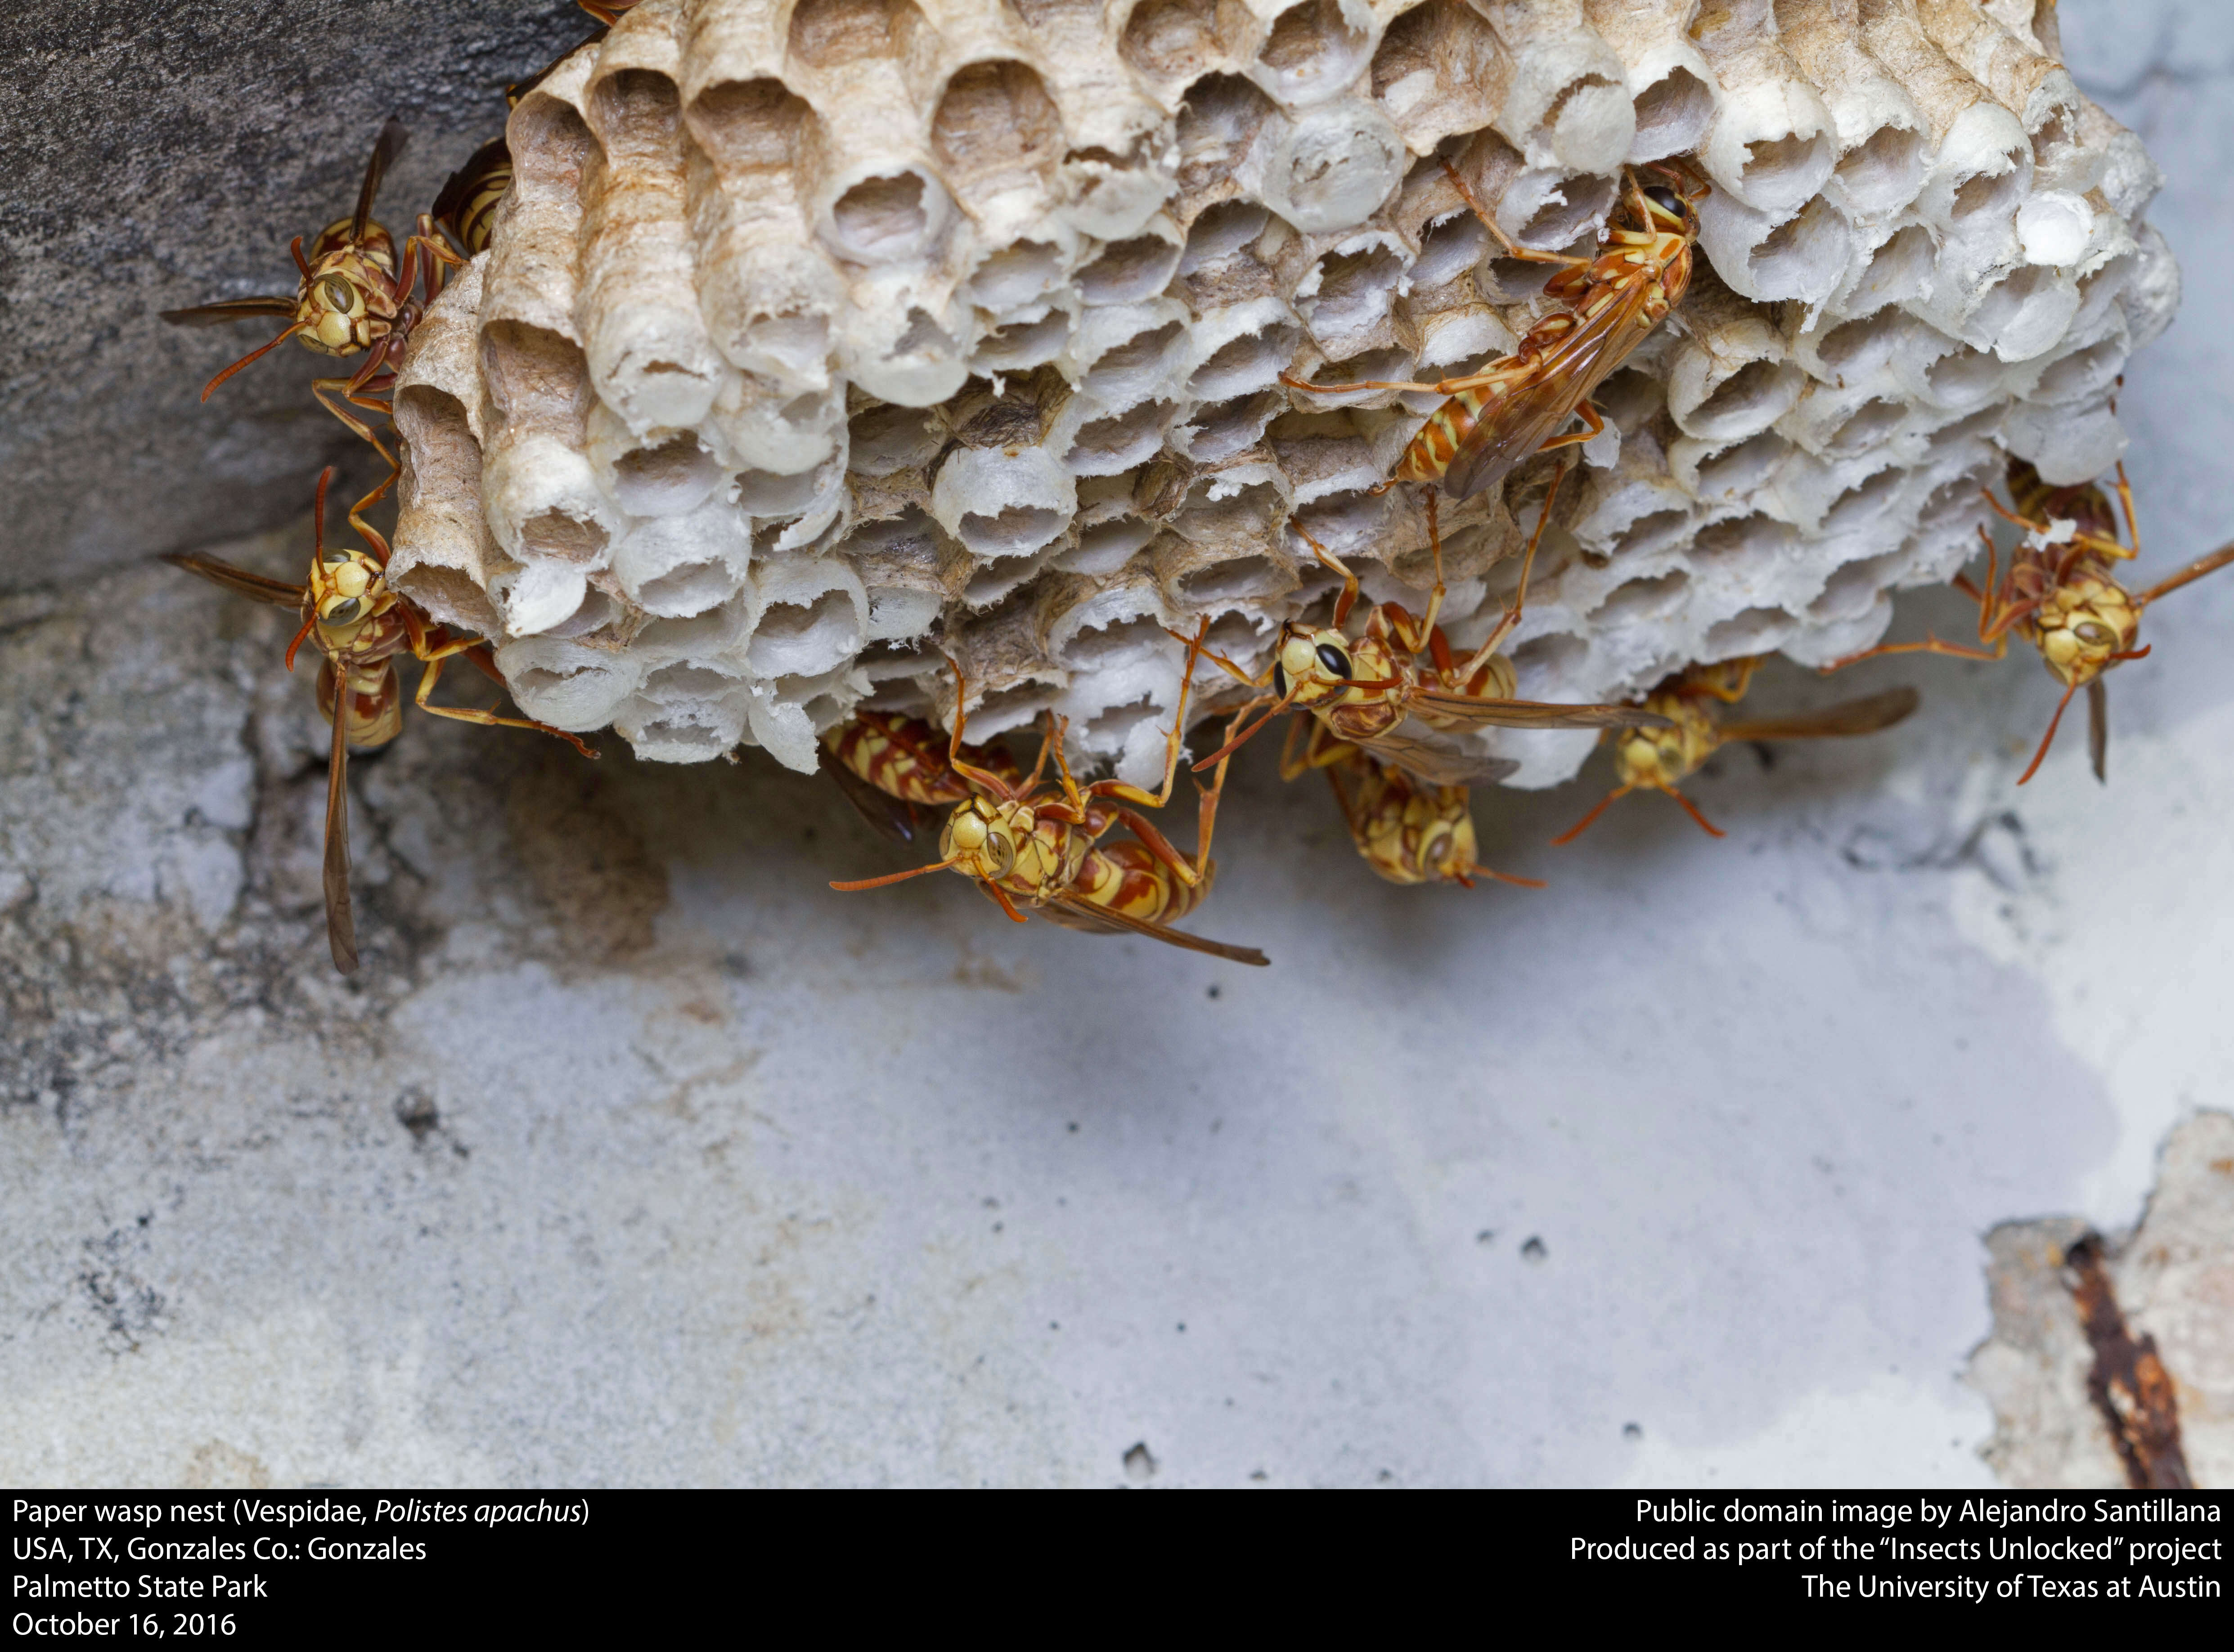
<box><xmin>1552</xmin><ymin>657</ymin><xmax>1919</xmax><ymax>842</ymax></box>
<box><xmin>165</xmin><ymin>467</ymin><xmax>597</xmax><ymax>973</ymax></box>
<box><xmin>1823</xmin><ymin>457</ymin><xmax>2234</xmax><ymax>784</ymax></box>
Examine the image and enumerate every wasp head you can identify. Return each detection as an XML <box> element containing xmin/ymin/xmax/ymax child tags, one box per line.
<box><xmin>940</xmin><ymin>796</ymin><xmax>1027</xmax><ymax>884</ymax></box>
<box><xmin>1613</xmin><ymin>695</ymin><xmax>1713</xmax><ymax>790</ymax></box>
<box><xmin>1413</xmin><ymin>793</ymin><xmax>1477</xmax><ymax>884</ymax></box>
<box><xmin>1272</xmin><ymin>623</ymin><xmax>1357</xmax><ymax>707</ymax></box>
<box><xmin>307</xmin><ymin>543</ymin><xmax>390</xmax><ymax>642</ymax></box>
<box><xmin>295</xmin><ymin>254</ymin><xmax>383</xmax><ymax>355</ymax></box>
<box><xmin>2032</xmin><ymin>570</ymin><xmax>2140</xmax><ymax>686</ymax></box>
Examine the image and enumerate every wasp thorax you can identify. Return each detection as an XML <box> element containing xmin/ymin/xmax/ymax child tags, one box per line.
<box><xmin>2033</xmin><ymin>574</ymin><xmax>2139</xmax><ymax>684</ymax></box>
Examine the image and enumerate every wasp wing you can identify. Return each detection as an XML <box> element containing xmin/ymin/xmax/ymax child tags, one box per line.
<box><xmin>1409</xmin><ymin>689</ymin><xmax>1672</xmax><ymax>731</ymax></box>
<box><xmin>1440</xmin><ymin>279</ymin><xmax>1662</xmax><ymax>501</ymax></box>
<box><xmin>324</xmin><ymin>686</ymin><xmax>359</xmax><ymax>975</ymax></box>
<box><xmin>1352</xmin><ymin>727</ymin><xmax>1522</xmax><ymax>786</ymax></box>
<box><xmin>159</xmin><ymin>296</ymin><xmax>298</xmax><ymax>327</ymax></box>
<box><xmin>353</xmin><ymin>120</ymin><xmax>409</xmax><ymax>244</ymax></box>
<box><xmin>2087</xmin><ymin>677</ymin><xmax>2108</xmax><ymax>785</ymax></box>
<box><xmin>1719</xmin><ymin>686</ymin><xmax>1919</xmax><ymax>742</ymax></box>
<box><xmin>1044</xmin><ymin>892</ymin><xmax>1270</xmax><ymax>966</ymax></box>
<box><xmin>818</xmin><ymin>744</ymin><xmax>938</xmax><ymax>845</ymax></box>
<box><xmin>162</xmin><ymin>552</ymin><xmax>306</xmax><ymax>610</ymax></box>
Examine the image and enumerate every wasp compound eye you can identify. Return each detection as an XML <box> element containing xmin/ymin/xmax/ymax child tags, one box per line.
<box><xmin>1645</xmin><ymin>185</ymin><xmax>1682</xmax><ymax>215</ymax></box>
<box><xmin>322</xmin><ymin>275</ymin><xmax>355</xmax><ymax>310</ymax></box>
<box><xmin>324</xmin><ymin>597</ymin><xmax>361</xmax><ymax>624</ymax></box>
<box><xmin>1316</xmin><ymin>643</ymin><xmax>1353</xmax><ymax>679</ymax></box>
<box><xmin>1272</xmin><ymin>661</ymin><xmax>1289</xmax><ymax>699</ymax></box>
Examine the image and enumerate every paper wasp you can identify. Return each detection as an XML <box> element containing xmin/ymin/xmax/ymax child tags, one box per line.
<box><xmin>1824</xmin><ymin>457</ymin><xmax>2234</xmax><ymax>784</ymax></box>
<box><xmin>161</xmin><ymin>121</ymin><xmax>466</xmax><ymax>537</ymax></box>
<box><xmin>818</xmin><ymin>711</ymin><xmax>1023</xmax><ymax>844</ymax></box>
<box><xmin>1184</xmin><ymin>465</ymin><xmax>1668</xmax><ymax>783</ymax></box>
<box><xmin>1317</xmin><ymin>745</ymin><xmax>1542</xmax><ymax>892</ymax></box>
<box><xmin>1552</xmin><ymin>656</ymin><xmax>1919</xmax><ymax>842</ymax></box>
<box><xmin>830</xmin><ymin>627</ymin><xmax>1270</xmax><ymax>966</ymax></box>
<box><xmin>164</xmin><ymin>468</ymin><xmax>596</xmax><ymax>974</ymax></box>
<box><xmin>1283</xmin><ymin>161</ymin><xmax>1704</xmax><ymax>502</ymax></box>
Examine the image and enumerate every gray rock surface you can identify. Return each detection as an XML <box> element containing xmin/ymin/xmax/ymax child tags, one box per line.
<box><xmin>0</xmin><ymin>1</ymin><xmax>586</xmax><ymax>592</ymax></box>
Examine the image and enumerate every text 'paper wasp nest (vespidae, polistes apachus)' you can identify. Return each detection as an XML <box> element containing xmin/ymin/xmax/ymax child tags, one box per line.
<box><xmin>385</xmin><ymin>0</ymin><xmax>2176</xmax><ymax>789</ymax></box>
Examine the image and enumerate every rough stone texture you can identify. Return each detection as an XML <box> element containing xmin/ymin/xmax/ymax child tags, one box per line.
<box><xmin>1967</xmin><ymin>1114</ymin><xmax>2234</xmax><ymax>1490</ymax></box>
<box><xmin>0</xmin><ymin>1</ymin><xmax>589</xmax><ymax>593</ymax></box>
<box><xmin>2</xmin><ymin>0</ymin><xmax>2233</xmax><ymax>1487</ymax></box>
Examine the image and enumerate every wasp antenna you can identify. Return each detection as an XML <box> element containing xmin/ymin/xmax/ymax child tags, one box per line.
<box><xmin>313</xmin><ymin>465</ymin><xmax>336</xmax><ymax>558</ymax></box>
<box><xmin>200</xmin><ymin>322</ymin><xmax>308</xmax><ymax>401</ymax></box>
<box><xmin>1667</xmin><ymin>788</ymin><xmax>1726</xmax><ymax>839</ymax></box>
<box><xmin>830</xmin><ymin>855</ymin><xmax>963</xmax><ymax>892</ymax></box>
<box><xmin>2017</xmin><ymin>680</ymin><xmax>2083</xmax><ymax>786</ymax></box>
<box><xmin>1190</xmin><ymin>696</ymin><xmax>1290</xmax><ymax>772</ymax></box>
<box><xmin>1550</xmin><ymin>786</ymin><xmax>1630</xmax><ymax>846</ymax></box>
<box><xmin>283</xmin><ymin>612</ymin><xmax>318</xmax><ymax>674</ymax></box>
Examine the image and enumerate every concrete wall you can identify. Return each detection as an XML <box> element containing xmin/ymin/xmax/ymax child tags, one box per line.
<box><xmin>0</xmin><ymin>1</ymin><xmax>583</xmax><ymax>591</ymax></box>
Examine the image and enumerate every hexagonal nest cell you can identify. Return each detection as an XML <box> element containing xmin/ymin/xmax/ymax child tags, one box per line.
<box><xmin>388</xmin><ymin>0</ymin><xmax>2176</xmax><ymax>790</ymax></box>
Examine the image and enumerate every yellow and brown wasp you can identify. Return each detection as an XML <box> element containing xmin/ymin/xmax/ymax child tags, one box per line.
<box><xmin>1825</xmin><ymin>457</ymin><xmax>2234</xmax><ymax>784</ymax></box>
<box><xmin>1184</xmin><ymin>472</ymin><xmax>1669</xmax><ymax>782</ymax></box>
<box><xmin>161</xmin><ymin>121</ymin><xmax>465</xmax><ymax>533</ymax></box>
<box><xmin>165</xmin><ymin>467</ymin><xmax>597</xmax><ymax>974</ymax></box>
<box><xmin>1284</xmin><ymin>161</ymin><xmax>1704</xmax><ymax>502</ymax></box>
<box><xmin>818</xmin><ymin>710</ymin><xmax>1023</xmax><ymax>844</ymax></box>
<box><xmin>1319</xmin><ymin>747</ymin><xmax>1542</xmax><ymax>893</ymax></box>
<box><xmin>1552</xmin><ymin>656</ymin><xmax>1919</xmax><ymax>842</ymax></box>
<box><xmin>830</xmin><ymin>628</ymin><xmax>1270</xmax><ymax>966</ymax></box>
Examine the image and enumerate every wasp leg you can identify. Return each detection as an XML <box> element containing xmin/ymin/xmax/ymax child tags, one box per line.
<box><xmin>1459</xmin><ymin>454</ymin><xmax>1569</xmax><ymax>677</ymax></box>
<box><xmin>1081</xmin><ymin>620</ymin><xmax>1210</xmax><ymax>810</ymax></box>
<box><xmin>1440</xmin><ymin>159</ymin><xmax>1593</xmax><ymax>268</ymax></box>
<box><xmin>406</xmin><ymin>633</ymin><xmax>599</xmax><ymax>758</ymax></box>
<box><xmin>1280</xmin><ymin>368</ymin><xmax>1501</xmax><ymax>398</ymax></box>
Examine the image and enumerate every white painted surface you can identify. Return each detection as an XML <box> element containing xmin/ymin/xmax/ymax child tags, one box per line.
<box><xmin>3</xmin><ymin>1</ymin><xmax>2230</xmax><ymax>1487</ymax></box>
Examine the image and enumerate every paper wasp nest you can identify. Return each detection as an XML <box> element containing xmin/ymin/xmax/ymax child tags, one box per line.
<box><xmin>388</xmin><ymin>0</ymin><xmax>2176</xmax><ymax>787</ymax></box>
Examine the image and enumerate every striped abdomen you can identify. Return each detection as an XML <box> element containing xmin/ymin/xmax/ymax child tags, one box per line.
<box><xmin>432</xmin><ymin>139</ymin><xmax>512</xmax><ymax>258</ymax></box>
<box><xmin>827</xmin><ymin>710</ymin><xmax>1020</xmax><ymax>806</ymax></box>
<box><xmin>1394</xmin><ymin>388</ymin><xmax>1489</xmax><ymax>485</ymax></box>
<box><xmin>317</xmin><ymin>658</ymin><xmax>404</xmax><ymax>750</ymax></box>
<box><xmin>1071</xmin><ymin>841</ymin><xmax>1206</xmax><ymax>925</ymax></box>
<box><xmin>2006</xmin><ymin>458</ymin><xmax>2120</xmax><ymax>546</ymax></box>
